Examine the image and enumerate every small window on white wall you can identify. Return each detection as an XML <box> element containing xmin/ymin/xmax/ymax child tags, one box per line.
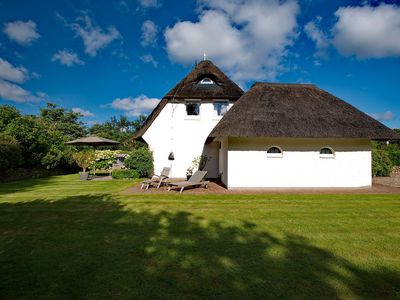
<box><xmin>186</xmin><ymin>101</ymin><xmax>200</xmax><ymax>116</ymax></box>
<box><xmin>214</xmin><ymin>101</ymin><xmax>229</xmax><ymax>116</ymax></box>
<box><xmin>320</xmin><ymin>147</ymin><xmax>335</xmax><ymax>158</ymax></box>
<box><xmin>267</xmin><ymin>146</ymin><xmax>283</xmax><ymax>158</ymax></box>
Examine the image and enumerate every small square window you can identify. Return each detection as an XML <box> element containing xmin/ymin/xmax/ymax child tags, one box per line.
<box><xmin>186</xmin><ymin>102</ymin><xmax>200</xmax><ymax>116</ymax></box>
<box><xmin>214</xmin><ymin>101</ymin><xmax>228</xmax><ymax>116</ymax></box>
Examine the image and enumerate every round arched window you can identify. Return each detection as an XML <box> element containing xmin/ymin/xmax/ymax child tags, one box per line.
<box><xmin>267</xmin><ymin>146</ymin><xmax>283</xmax><ymax>158</ymax></box>
<box><xmin>199</xmin><ymin>78</ymin><xmax>214</xmax><ymax>85</ymax></box>
<box><xmin>267</xmin><ymin>146</ymin><xmax>282</xmax><ymax>154</ymax></box>
<box><xmin>320</xmin><ymin>147</ymin><xmax>335</xmax><ymax>158</ymax></box>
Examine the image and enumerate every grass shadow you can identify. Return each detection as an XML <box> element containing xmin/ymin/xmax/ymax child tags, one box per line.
<box><xmin>0</xmin><ymin>195</ymin><xmax>399</xmax><ymax>299</ymax></box>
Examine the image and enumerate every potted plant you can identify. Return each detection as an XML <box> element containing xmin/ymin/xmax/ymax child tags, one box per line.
<box><xmin>72</xmin><ymin>150</ymin><xmax>95</xmax><ymax>180</ymax></box>
<box><xmin>186</xmin><ymin>155</ymin><xmax>210</xmax><ymax>180</ymax></box>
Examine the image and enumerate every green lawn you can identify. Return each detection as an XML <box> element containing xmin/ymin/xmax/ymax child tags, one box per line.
<box><xmin>0</xmin><ymin>175</ymin><xmax>399</xmax><ymax>299</ymax></box>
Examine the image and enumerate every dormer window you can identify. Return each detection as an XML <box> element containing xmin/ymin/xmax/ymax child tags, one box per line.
<box><xmin>199</xmin><ymin>78</ymin><xmax>214</xmax><ymax>85</ymax></box>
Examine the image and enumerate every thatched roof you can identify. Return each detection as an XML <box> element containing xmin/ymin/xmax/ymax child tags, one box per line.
<box><xmin>135</xmin><ymin>60</ymin><xmax>243</xmax><ymax>140</ymax></box>
<box><xmin>164</xmin><ymin>60</ymin><xmax>243</xmax><ymax>100</ymax></box>
<box><xmin>209</xmin><ymin>83</ymin><xmax>400</xmax><ymax>140</ymax></box>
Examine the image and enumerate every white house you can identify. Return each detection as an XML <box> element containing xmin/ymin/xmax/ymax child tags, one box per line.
<box><xmin>135</xmin><ymin>60</ymin><xmax>400</xmax><ymax>188</ymax></box>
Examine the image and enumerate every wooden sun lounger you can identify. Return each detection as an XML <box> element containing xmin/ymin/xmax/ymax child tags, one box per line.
<box><xmin>167</xmin><ymin>170</ymin><xmax>209</xmax><ymax>193</ymax></box>
<box><xmin>141</xmin><ymin>167</ymin><xmax>171</xmax><ymax>189</ymax></box>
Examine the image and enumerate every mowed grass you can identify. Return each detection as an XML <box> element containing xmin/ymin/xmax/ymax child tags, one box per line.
<box><xmin>0</xmin><ymin>175</ymin><xmax>399</xmax><ymax>299</ymax></box>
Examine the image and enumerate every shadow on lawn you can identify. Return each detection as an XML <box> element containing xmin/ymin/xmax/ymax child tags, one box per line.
<box><xmin>0</xmin><ymin>195</ymin><xmax>399</xmax><ymax>299</ymax></box>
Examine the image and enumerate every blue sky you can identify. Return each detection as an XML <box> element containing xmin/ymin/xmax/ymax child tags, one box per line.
<box><xmin>0</xmin><ymin>0</ymin><xmax>399</xmax><ymax>128</ymax></box>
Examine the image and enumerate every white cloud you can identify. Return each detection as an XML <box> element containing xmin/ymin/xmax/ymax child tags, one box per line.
<box><xmin>110</xmin><ymin>94</ymin><xmax>160</xmax><ymax>116</ymax></box>
<box><xmin>0</xmin><ymin>58</ymin><xmax>45</xmax><ymax>103</ymax></box>
<box><xmin>141</xmin><ymin>20</ymin><xmax>158</xmax><ymax>47</ymax></box>
<box><xmin>0</xmin><ymin>79</ymin><xmax>43</xmax><ymax>103</ymax></box>
<box><xmin>52</xmin><ymin>49</ymin><xmax>85</xmax><ymax>67</ymax></box>
<box><xmin>165</xmin><ymin>0</ymin><xmax>299</xmax><ymax>82</ymax></box>
<box><xmin>72</xmin><ymin>107</ymin><xmax>94</xmax><ymax>117</ymax></box>
<box><xmin>139</xmin><ymin>54</ymin><xmax>158</xmax><ymax>67</ymax></box>
<box><xmin>332</xmin><ymin>4</ymin><xmax>400</xmax><ymax>58</ymax></box>
<box><xmin>71</xmin><ymin>14</ymin><xmax>121</xmax><ymax>56</ymax></box>
<box><xmin>139</xmin><ymin>0</ymin><xmax>161</xmax><ymax>8</ymax></box>
<box><xmin>0</xmin><ymin>58</ymin><xmax>29</xmax><ymax>83</ymax></box>
<box><xmin>369</xmin><ymin>111</ymin><xmax>395</xmax><ymax>121</ymax></box>
<box><xmin>304</xmin><ymin>16</ymin><xmax>330</xmax><ymax>59</ymax></box>
<box><xmin>3</xmin><ymin>20</ymin><xmax>40</xmax><ymax>45</ymax></box>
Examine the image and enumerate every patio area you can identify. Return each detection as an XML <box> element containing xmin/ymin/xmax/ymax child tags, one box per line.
<box><xmin>121</xmin><ymin>179</ymin><xmax>400</xmax><ymax>195</ymax></box>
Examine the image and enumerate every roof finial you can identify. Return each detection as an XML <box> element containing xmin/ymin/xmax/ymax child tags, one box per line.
<box><xmin>203</xmin><ymin>52</ymin><xmax>207</xmax><ymax>61</ymax></box>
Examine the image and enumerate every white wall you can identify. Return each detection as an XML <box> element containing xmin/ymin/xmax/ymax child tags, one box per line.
<box><xmin>227</xmin><ymin>137</ymin><xmax>371</xmax><ymax>188</ymax></box>
<box><xmin>143</xmin><ymin>102</ymin><xmax>232</xmax><ymax>178</ymax></box>
<box><xmin>218</xmin><ymin>137</ymin><xmax>228</xmax><ymax>186</ymax></box>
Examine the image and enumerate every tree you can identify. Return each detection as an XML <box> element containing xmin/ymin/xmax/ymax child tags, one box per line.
<box><xmin>90</xmin><ymin>115</ymin><xmax>147</xmax><ymax>151</ymax></box>
<box><xmin>132</xmin><ymin>114</ymin><xmax>147</xmax><ymax>131</ymax></box>
<box><xmin>40</xmin><ymin>102</ymin><xmax>86</xmax><ymax>139</ymax></box>
<box><xmin>0</xmin><ymin>133</ymin><xmax>22</xmax><ymax>170</ymax></box>
<box><xmin>0</xmin><ymin>105</ymin><xmax>21</xmax><ymax>131</ymax></box>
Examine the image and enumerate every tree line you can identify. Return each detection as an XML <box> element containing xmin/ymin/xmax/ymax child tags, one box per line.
<box><xmin>0</xmin><ymin>103</ymin><xmax>146</xmax><ymax>172</ymax></box>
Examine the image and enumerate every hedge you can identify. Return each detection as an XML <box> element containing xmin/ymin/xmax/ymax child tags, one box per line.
<box><xmin>112</xmin><ymin>169</ymin><xmax>140</xmax><ymax>179</ymax></box>
<box><xmin>372</xmin><ymin>149</ymin><xmax>392</xmax><ymax>177</ymax></box>
<box><xmin>388</xmin><ymin>150</ymin><xmax>400</xmax><ymax>166</ymax></box>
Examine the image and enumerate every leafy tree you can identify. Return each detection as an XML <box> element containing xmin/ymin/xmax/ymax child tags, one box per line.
<box><xmin>0</xmin><ymin>133</ymin><xmax>22</xmax><ymax>170</ymax></box>
<box><xmin>40</xmin><ymin>102</ymin><xmax>86</xmax><ymax>139</ymax></box>
<box><xmin>90</xmin><ymin>115</ymin><xmax>147</xmax><ymax>151</ymax></box>
<box><xmin>0</xmin><ymin>105</ymin><xmax>21</xmax><ymax>131</ymax></box>
<box><xmin>132</xmin><ymin>114</ymin><xmax>147</xmax><ymax>131</ymax></box>
<box><xmin>72</xmin><ymin>150</ymin><xmax>95</xmax><ymax>173</ymax></box>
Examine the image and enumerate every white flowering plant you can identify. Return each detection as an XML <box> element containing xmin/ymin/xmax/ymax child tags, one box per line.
<box><xmin>94</xmin><ymin>150</ymin><xmax>123</xmax><ymax>169</ymax></box>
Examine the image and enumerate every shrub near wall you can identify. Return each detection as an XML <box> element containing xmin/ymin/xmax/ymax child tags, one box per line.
<box><xmin>124</xmin><ymin>147</ymin><xmax>154</xmax><ymax>178</ymax></box>
<box><xmin>388</xmin><ymin>150</ymin><xmax>400</xmax><ymax>166</ymax></box>
<box><xmin>372</xmin><ymin>149</ymin><xmax>392</xmax><ymax>177</ymax></box>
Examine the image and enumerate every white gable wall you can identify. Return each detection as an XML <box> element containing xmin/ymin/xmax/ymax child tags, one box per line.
<box><xmin>142</xmin><ymin>102</ymin><xmax>232</xmax><ymax>178</ymax></box>
<box><xmin>227</xmin><ymin>137</ymin><xmax>371</xmax><ymax>188</ymax></box>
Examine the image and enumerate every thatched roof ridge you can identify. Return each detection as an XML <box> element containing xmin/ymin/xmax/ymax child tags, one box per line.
<box><xmin>135</xmin><ymin>60</ymin><xmax>243</xmax><ymax>140</ymax></box>
<box><xmin>209</xmin><ymin>82</ymin><xmax>400</xmax><ymax>140</ymax></box>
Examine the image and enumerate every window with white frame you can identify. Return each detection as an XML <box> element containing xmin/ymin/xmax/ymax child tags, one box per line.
<box><xmin>267</xmin><ymin>146</ymin><xmax>283</xmax><ymax>158</ymax></box>
<box><xmin>214</xmin><ymin>101</ymin><xmax>229</xmax><ymax>116</ymax></box>
<box><xmin>320</xmin><ymin>147</ymin><xmax>335</xmax><ymax>158</ymax></box>
<box><xmin>199</xmin><ymin>78</ymin><xmax>214</xmax><ymax>85</ymax></box>
<box><xmin>186</xmin><ymin>101</ymin><xmax>200</xmax><ymax>116</ymax></box>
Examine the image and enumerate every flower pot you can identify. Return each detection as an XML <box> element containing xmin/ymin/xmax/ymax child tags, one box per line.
<box><xmin>79</xmin><ymin>171</ymin><xmax>89</xmax><ymax>180</ymax></box>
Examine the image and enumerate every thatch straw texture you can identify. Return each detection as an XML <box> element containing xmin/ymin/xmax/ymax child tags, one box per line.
<box><xmin>209</xmin><ymin>83</ymin><xmax>400</xmax><ymax>140</ymax></box>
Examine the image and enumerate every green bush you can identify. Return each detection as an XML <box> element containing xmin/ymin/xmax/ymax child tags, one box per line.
<box><xmin>0</xmin><ymin>133</ymin><xmax>22</xmax><ymax>171</ymax></box>
<box><xmin>124</xmin><ymin>147</ymin><xmax>154</xmax><ymax>177</ymax></box>
<box><xmin>372</xmin><ymin>149</ymin><xmax>392</xmax><ymax>177</ymax></box>
<box><xmin>388</xmin><ymin>150</ymin><xmax>400</xmax><ymax>166</ymax></box>
<box><xmin>112</xmin><ymin>169</ymin><xmax>139</xmax><ymax>179</ymax></box>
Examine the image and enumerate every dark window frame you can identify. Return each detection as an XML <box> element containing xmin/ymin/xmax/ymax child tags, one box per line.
<box><xmin>185</xmin><ymin>101</ymin><xmax>201</xmax><ymax>116</ymax></box>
